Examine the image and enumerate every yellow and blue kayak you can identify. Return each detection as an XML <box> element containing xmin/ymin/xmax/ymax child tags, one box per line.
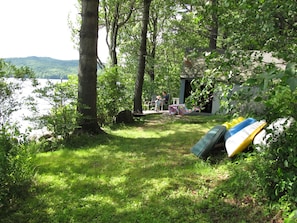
<box><xmin>222</xmin><ymin>116</ymin><xmax>245</xmax><ymax>129</ymax></box>
<box><xmin>226</xmin><ymin>120</ymin><xmax>267</xmax><ymax>157</ymax></box>
<box><xmin>224</xmin><ymin>118</ymin><xmax>256</xmax><ymax>141</ymax></box>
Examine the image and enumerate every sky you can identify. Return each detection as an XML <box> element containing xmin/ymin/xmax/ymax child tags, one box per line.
<box><xmin>0</xmin><ymin>0</ymin><xmax>108</xmax><ymax>61</ymax></box>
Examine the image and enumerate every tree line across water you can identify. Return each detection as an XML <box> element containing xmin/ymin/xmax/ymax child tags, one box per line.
<box><xmin>4</xmin><ymin>56</ymin><xmax>79</xmax><ymax>79</ymax></box>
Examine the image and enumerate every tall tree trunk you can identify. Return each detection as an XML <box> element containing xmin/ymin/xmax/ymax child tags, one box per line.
<box><xmin>133</xmin><ymin>0</ymin><xmax>152</xmax><ymax>114</ymax></box>
<box><xmin>77</xmin><ymin>0</ymin><xmax>103</xmax><ymax>134</ymax></box>
<box><xmin>209</xmin><ymin>0</ymin><xmax>218</xmax><ymax>49</ymax></box>
<box><xmin>147</xmin><ymin>15</ymin><xmax>158</xmax><ymax>82</ymax></box>
<box><xmin>109</xmin><ymin>3</ymin><xmax>119</xmax><ymax>66</ymax></box>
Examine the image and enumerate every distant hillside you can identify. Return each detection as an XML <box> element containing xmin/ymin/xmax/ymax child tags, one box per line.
<box><xmin>5</xmin><ymin>56</ymin><xmax>79</xmax><ymax>79</ymax></box>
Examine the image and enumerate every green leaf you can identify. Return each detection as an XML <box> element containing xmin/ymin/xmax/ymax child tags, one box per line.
<box><xmin>284</xmin><ymin>210</ymin><xmax>297</xmax><ymax>223</ymax></box>
<box><xmin>194</xmin><ymin>15</ymin><xmax>203</xmax><ymax>23</ymax></box>
<box><xmin>254</xmin><ymin>96</ymin><xmax>262</xmax><ymax>102</ymax></box>
<box><xmin>285</xmin><ymin>63</ymin><xmax>296</xmax><ymax>77</ymax></box>
<box><xmin>287</xmin><ymin>77</ymin><xmax>297</xmax><ymax>91</ymax></box>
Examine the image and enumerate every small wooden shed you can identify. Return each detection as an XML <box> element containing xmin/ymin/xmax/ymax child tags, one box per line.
<box><xmin>178</xmin><ymin>48</ymin><xmax>221</xmax><ymax>114</ymax></box>
<box><xmin>177</xmin><ymin>49</ymin><xmax>285</xmax><ymax>115</ymax></box>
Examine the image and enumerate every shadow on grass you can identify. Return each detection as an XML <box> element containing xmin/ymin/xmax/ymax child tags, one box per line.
<box><xmin>2</xmin><ymin>115</ymin><xmax>277</xmax><ymax>222</ymax></box>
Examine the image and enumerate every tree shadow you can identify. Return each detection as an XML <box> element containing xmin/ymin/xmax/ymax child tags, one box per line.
<box><xmin>3</xmin><ymin>115</ymin><xmax>277</xmax><ymax>222</ymax></box>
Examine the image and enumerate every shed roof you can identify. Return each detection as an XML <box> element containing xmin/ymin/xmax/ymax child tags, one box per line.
<box><xmin>180</xmin><ymin>49</ymin><xmax>286</xmax><ymax>83</ymax></box>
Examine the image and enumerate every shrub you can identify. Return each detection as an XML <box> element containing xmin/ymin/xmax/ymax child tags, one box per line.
<box><xmin>0</xmin><ymin>59</ymin><xmax>36</xmax><ymax>209</ymax></box>
<box><xmin>248</xmin><ymin>63</ymin><xmax>297</xmax><ymax>211</ymax></box>
<box><xmin>257</xmin><ymin>122</ymin><xmax>297</xmax><ymax>208</ymax></box>
<box><xmin>0</xmin><ymin>125</ymin><xmax>35</xmax><ymax>210</ymax></box>
<box><xmin>33</xmin><ymin>75</ymin><xmax>80</xmax><ymax>142</ymax></box>
<box><xmin>97</xmin><ymin>67</ymin><xmax>131</xmax><ymax>125</ymax></box>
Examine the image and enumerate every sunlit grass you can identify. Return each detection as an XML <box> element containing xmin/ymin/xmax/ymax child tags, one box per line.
<box><xmin>2</xmin><ymin>114</ymin><xmax>280</xmax><ymax>223</ymax></box>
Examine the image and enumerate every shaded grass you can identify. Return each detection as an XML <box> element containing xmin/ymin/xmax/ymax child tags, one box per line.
<box><xmin>2</xmin><ymin>114</ymin><xmax>281</xmax><ymax>222</ymax></box>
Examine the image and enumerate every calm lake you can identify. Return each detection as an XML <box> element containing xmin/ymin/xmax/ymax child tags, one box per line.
<box><xmin>8</xmin><ymin>78</ymin><xmax>64</xmax><ymax>136</ymax></box>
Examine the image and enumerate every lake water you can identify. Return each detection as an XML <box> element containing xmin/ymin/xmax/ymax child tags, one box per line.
<box><xmin>7</xmin><ymin>78</ymin><xmax>64</xmax><ymax>137</ymax></box>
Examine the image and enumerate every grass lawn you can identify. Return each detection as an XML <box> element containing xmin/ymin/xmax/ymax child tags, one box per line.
<box><xmin>3</xmin><ymin>114</ymin><xmax>282</xmax><ymax>222</ymax></box>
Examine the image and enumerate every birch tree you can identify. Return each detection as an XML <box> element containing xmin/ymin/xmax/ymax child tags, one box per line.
<box><xmin>100</xmin><ymin>0</ymin><xmax>136</xmax><ymax>66</ymax></box>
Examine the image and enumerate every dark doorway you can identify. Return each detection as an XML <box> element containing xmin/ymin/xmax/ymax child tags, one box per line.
<box><xmin>183</xmin><ymin>79</ymin><xmax>213</xmax><ymax>113</ymax></box>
